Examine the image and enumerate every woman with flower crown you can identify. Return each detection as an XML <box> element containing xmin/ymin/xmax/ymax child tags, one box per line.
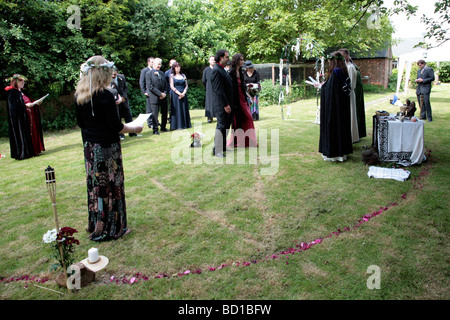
<box><xmin>5</xmin><ymin>74</ymin><xmax>45</xmax><ymax>160</ymax></box>
<box><xmin>75</xmin><ymin>55</ymin><xmax>143</xmax><ymax>241</ymax></box>
<box><xmin>318</xmin><ymin>51</ymin><xmax>352</xmax><ymax>161</ymax></box>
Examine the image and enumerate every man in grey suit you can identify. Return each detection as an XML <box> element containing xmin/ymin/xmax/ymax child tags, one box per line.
<box><xmin>140</xmin><ymin>57</ymin><xmax>154</xmax><ymax>128</ymax></box>
<box><xmin>210</xmin><ymin>50</ymin><xmax>232</xmax><ymax>157</ymax></box>
<box><xmin>415</xmin><ymin>59</ymin><xmax>435</xmax><ymax>122</ymax></box>
<box><xmin>145</xmin><ymin>58</ymin><xmax>168</xmax><ymax>135</ymax></box>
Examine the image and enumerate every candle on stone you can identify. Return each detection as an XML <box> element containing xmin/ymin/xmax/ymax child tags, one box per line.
<box><xmin>88</xmin><ymin>248</ymin><xmax>99</xmax><ymax>263</ymax></box>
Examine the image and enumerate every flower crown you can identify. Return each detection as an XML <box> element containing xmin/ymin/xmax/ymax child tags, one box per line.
<box><xmin>81</xmin><ymin>60</ymin><xmax>115</xmax><ymax>74</ymax></box>
<box><xmin>5</xmin><ymin>74</ymin><xmax>28</xmax><ymax>83</ymax></box>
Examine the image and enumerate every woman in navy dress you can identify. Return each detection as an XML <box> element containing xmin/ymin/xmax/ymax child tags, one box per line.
<box><xmin>169</xmin><ymin>62</ymin><xmax>191</xmax><ymax>130</ymax></box>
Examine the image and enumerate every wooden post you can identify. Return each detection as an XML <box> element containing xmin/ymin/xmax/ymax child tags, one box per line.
<box><xmin>303</xmin><ymin>66</ymin><xmax>306</xmax><ymax>98</ymax></box>
<box><xmin>45</xmin><ymin>166</ymin><xmax>70</xmax><ymax>293</ymax></box>
<box><xmin>272</xmin><ymin>63</ymin><xmax>275</xmax><ymax>86</ymax></box>
<box><xmin>289</xmin><ymin>65</ymin><xmax>292</xmax><ymax>91</ymax></box>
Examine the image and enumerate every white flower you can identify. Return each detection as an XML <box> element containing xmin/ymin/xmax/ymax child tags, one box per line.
<box><xmin>42</xmin><ymin>229</ymin><xmax>57</xmax><ymax>243</ymax></box>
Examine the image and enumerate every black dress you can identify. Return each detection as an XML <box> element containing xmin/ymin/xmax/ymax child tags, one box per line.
<box><xmin>6</xmin><ymin>88</ymin><xmax>36</xmax><ymax>160</ymax></box>
<box><xmin>170</xmin><ymin>76</ymin><xmax>191</xmax><ymax>130</ymax></box>
<box><xmin>319</xmin><ymin>68</ymin><xmax>352</xmax><ymax>160</ymax></box>
<box><xmin>243</xmin><ymin>69</ymin><xmax>261</xmax><ymax>120</ymax></box>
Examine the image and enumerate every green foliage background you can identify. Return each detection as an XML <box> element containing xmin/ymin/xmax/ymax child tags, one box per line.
<box><xmin>2</xmin><ymin>0</ymin><xmax>444</xmax><ymax>137</ymax></box>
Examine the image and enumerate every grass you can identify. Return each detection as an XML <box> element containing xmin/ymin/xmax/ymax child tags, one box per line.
<box><xmin>0</xmin><ymin>85</ymin><xmax>449</xmax><ymax>300</ymax></box>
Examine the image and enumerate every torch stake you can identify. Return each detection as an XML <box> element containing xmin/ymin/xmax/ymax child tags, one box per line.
<box><xmin>45</xmin><ymin>166</ymin><xmax>71</xmax><ymax>293</ymax></box>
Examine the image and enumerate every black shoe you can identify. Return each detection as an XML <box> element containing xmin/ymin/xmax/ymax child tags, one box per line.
<box><xmin>212</xmin><ymin>148</ymin><xmax>215</xmax><ymax>156</ymax></box>
<box><xmin>215</xmin><ymin>152</ymin><xmax>226</xmax><ymax>158</ymax></box>
<box><xmin>154</xmin><ymin>131</ymin><xmax>160</xmax><ymax>135</ymax></box>
<box><xmin>160</xmin><ymin>128</ymin><xmax>168</xmax><ymax>132</ymax></box>
<box><xmin>420</xmin><ymin>117</ymin><xmax>426</xmax><ymax>120</ymax></box>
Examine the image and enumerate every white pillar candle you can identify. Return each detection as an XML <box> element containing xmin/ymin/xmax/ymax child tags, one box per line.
<box><xmin>88</xmin><ymin>248</ymin><xmax>99</xmax><ymax>263</ymax></box>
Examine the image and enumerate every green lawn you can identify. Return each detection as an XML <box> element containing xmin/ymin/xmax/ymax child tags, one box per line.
<box><xmin>0</xmin><ymin>84</ymin><xmax>449</xmax><ymax>300</ymax></box>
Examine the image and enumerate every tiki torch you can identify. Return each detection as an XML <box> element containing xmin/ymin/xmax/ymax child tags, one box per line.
<box><xmin>45</xmin><ymin>166</ymin><xmax>70</xmax><ymax>292</ymax></box>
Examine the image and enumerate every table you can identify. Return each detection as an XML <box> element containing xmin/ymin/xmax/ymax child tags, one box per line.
<box><xmin>373</xmin><ymin>116</ymin><xmax>425</xmax><ymax>166</ymax></box>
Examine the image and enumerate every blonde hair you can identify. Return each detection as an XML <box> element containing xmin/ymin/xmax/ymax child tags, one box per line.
<box><xmin>75</xmin><ymin>55</ymin><xmax>113</xmax><ymax>105</ymax></box>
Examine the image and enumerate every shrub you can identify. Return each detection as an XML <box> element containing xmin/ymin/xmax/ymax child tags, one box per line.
<box><xmin>388</xmin><ymin>68</ymin><xmax>400</xmax><ymax>91</ymax></box>
<box><xmin>437</xmin><ymin>62</ymin><xmax>450</xmax><ymax>83</ymax></box>
<box><xmin>41</xmin><ymin>104</ymin><xmax>77</xmax><ymax>131</ymax></box>
<box><xmin>187</xmin><ymin>84</ymin><xmax>206</xmax><ymax>109</ymax></box>
<box><xmin>259</xmin><ymin>79</ymin><xmax>281</xmax><ymax>106</ymax></box>
<box><xmin>127</xmin><ymin>85</ymin><xmax>147</xmax><ymax>117</ymax></box>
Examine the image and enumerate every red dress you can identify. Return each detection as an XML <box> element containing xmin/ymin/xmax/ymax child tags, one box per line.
<box><xmin>227</xmin><ymin>78</ymin><xmax>258</xmax><ymax>147</ymax></box>
<box><xmin>22</xmin><ymin>93</ymin><xmax>45</xmax><ymax>155</ymax></box>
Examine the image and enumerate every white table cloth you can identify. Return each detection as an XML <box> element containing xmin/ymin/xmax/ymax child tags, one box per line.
<box><xmin>377</xmin><ymin>118</ymin><xmax>425</xmax><ymax>166</ymax></box>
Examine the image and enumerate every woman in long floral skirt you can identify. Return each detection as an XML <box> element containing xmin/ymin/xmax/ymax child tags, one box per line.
<box><xmin>75</xmin><ymin>55</ymin><xmax>143</xmax><ymax>241</ymax></box>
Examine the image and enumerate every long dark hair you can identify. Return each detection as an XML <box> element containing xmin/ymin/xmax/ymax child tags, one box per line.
<box><xmin>171</xmin><ymin>62</ymin><xmax>181</xmax><ymax>74</ymax></box>
<box><xmin>327</xmin><ymin>51</ymin><xmax>348</xmax><ymax>76</ymax></box>
<box><xmin>231</xmin><ymin>53</ymin><xmax>244</xmax><ymax>71</ymax></box>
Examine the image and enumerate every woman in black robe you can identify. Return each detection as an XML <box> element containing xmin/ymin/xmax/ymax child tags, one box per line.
<box><xmin>5</xmin><ymin>74</ymin><xmax>45</xmax><ymax>160</ymax></box>
<box><xmin>319</xmin><ymin>52</ymin><xmax>352</xmax><ymax>161</ymax></box>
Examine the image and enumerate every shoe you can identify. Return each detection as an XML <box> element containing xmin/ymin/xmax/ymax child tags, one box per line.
<box><xmin>160</xmin><ymin>128</ymin><xmax>168</xmax><ymax>132</ymax></box>
<box><xmin>427</xmin><ymin>119</ymin><xmax>432</xmax><ymax>122</ymax></box>
<box><xmin>120</xmin><ymin>136</ymin><xmax>125</xmax><ymax>141</ymax></box>
<box><xmin>215</xmin><ymin>152</ymin><xmax>226</xmax><ymax>158</ymax></box>
<box><xmin>154</xmin><ymin>131</ymin><xmax>160</xmax><ymax>135</ymax></box>
<box><xmin>420</xmin><ymin>117</ymin><xmax>426</xmax><ymax>120</ymax></box>
<box><xmin>134</xmin><ymin>134</ymin><xmax>143</xmax><ymax>137</ymax></box>
<box><xmin>212</xmin><ymin>148</ymin><xmax>215</xmax><ymax>156</ymax></box>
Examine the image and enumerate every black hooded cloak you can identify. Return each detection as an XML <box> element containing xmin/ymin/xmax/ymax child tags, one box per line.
<box><xmin>319</xmin><ymin>68</ymin><xmax>353</xmax><ymax>158</ymax></box>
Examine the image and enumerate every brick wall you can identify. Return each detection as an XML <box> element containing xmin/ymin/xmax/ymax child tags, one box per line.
<box><xmin>353</xmin><ymin>58</ymin><xmax>392</xmax><ymax>88</ymax></box>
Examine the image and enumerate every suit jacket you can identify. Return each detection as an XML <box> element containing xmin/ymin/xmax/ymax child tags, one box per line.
<box><xmin>210</xmin><ymin>63</ymin><xmax>232</xmax><ymax>116</ymax></box>
<box><xmin>115</xmin><ymin>74</ymin><xmax>128</xmax><ymax>101</ymax></box>
<box><xmin>416</xmin><ymin>66</ymin><xmax>435</xmax><ymax>95</ymax></box>
<box><xmin>145</xmin><ymin>69</ymin><xmax>168</xmax><ymax>105</ymax></box>
<box><xmin>140</xmin><ymin>67</ymin><xmax>152</xmax><ymax>95</ymax></box>
<box><xmin>165</xmin><ymin>69</ymin><xmax>172</xmax><ymax>93</ymax></box>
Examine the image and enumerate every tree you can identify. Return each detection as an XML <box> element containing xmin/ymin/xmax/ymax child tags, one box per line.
<box><xmin>168</xmin><ymin>0</ymin><xmax>232</xmax><ymax>67</ymax></box>
<box><xmin>212</xmin><ymin>0</ymin><xmax>395</xmax><ymax>62</ymax></box>
<box><xmin>419</xmin><ymin>0</ymin><xmax>449</xmax><ymax>47</ymax></box>
<box><xmin>1</xmin><ymin>0</ymin><xmax>106</xmax><ymax>96</ymax></box>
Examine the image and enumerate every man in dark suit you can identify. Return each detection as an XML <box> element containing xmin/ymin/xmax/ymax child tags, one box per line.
<box><xmin>210</xmin><ymin>50</ymin><xmax>232</xmax><ymax>157</ymax></box>
<box><xmin>112</xmin><ymin>69</ymin><xmax>138</xmax><ymax>139</ymax></box>
<box><xmin>164</xmin><ymin>59</ymin><xmax>176</xmax><ymax>130</ymax></box>
<box><xmin>145</xmin><ymin>57</ymin><xmax>168</xmax><ymax>135</ymax></box>
<box><xmin>140</xmin><ymin>57</ymin><xmax>154</xmax><ymax>128</ymax></box>
<box><xmin>415</xmin><ymin>59</ymin><xmax>435</xmax><ymax>122</ymax></box>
